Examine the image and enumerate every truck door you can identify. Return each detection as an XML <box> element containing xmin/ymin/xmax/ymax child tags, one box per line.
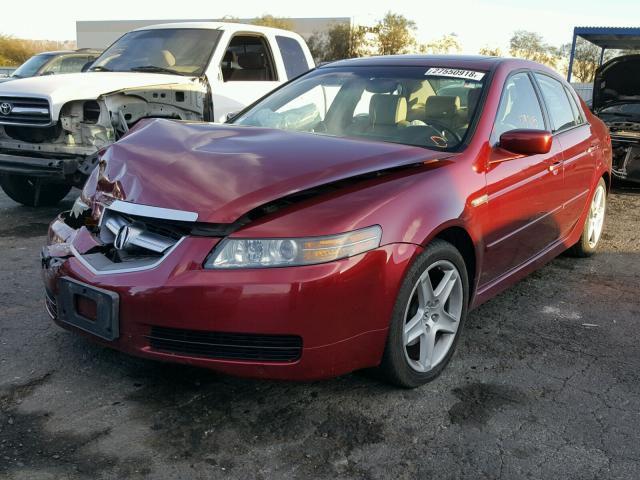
<box><xmin>209</xmin><ymin>33</ymin><xmax>281</xmax><ymax>122</ymax></box>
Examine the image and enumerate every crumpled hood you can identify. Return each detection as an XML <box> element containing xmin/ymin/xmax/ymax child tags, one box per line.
<box><xmin>95</xmin><ymin>119</ymin><xmax>452</xmax><ymax>224</ymax></box>
<box><xmin>0</xmin><ymin>72</ymin><xmax>199</xmax><ymax>120</ymax></box>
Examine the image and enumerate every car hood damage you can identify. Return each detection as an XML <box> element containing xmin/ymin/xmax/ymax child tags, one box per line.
<box><xmin>89</xmin><ymin>119</ymin><xmax>453</xmax><ymax>224</ymax></box>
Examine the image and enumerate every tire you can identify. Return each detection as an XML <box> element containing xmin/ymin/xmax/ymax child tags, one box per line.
<box><xmin>0</xmin><ymin>174</ymin><xmax>71</xmax><ymax>207</ymax></box>
<box><xmin>567</xmin><ymin>177</ymin><xmax>607</xmax><ymax>257</ymax></box>
<box><xmin>379</xmin><ymin>239</ymin><xmax>469</xmax><ymax>388</ymax></box>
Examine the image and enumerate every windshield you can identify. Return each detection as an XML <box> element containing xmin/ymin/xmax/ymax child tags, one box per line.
<box><xmin>90</xmin><ymin>28</ymin><xmax>221</xmax><ymax>77</ymax></box>
<box><xmin>12</xmin><ymin>54</ymin><xmax>54</xmax><ymax>78</ymax></box>
<box><xmin>233</xmin><ymin>66</ymin><xmax>487</xmax><ymax>150</ymax></box>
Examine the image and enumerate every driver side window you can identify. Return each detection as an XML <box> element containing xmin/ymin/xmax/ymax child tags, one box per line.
<box><xmin>491</xmin><ymin>72</ymin><xmax>545</xmax><ymax>144</ymax></box>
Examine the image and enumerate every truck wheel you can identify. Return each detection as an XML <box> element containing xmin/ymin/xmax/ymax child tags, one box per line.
<box><xmin>0</xmin><ymin>175</ymin><xmax>71</xmax><ymax>207</ymax></box>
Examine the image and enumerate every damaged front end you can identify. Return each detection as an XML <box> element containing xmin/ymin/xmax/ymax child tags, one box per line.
<box><xmin>593</xmin><ymin>54</ymin><xmax>640</xmax><ymax>183</ymax></box>
<box><xmin>0</xmin><ymin>80</ymin><xmax>208</xmax><ymax>185</ymax></box>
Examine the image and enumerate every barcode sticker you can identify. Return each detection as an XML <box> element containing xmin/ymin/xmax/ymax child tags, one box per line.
<box><xmin>425</xmin><ymin>68</ymin><xmax>485</xmax><ymax>81</ymax></box>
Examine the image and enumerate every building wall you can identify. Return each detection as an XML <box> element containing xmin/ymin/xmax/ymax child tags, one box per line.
<box><xmin>76</xmin><ymin>18</ymin><xmax>351</xmax><ymax>49</ymax></box>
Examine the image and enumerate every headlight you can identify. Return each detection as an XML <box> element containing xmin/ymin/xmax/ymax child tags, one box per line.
<box><xmin>204</xmin><ymin>225</ymin><xmax>382</xmax><ymax>269</ymax></box>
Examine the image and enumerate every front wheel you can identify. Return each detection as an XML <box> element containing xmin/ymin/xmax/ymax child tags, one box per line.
<box><xmin>379</xmin><ymin>239</ymin><xmax>469</xmax><ymax>388</ymax></box>
<box><xmin>0</xmin><ymin>174</ymin><xmax>71</xmax><ymax>207</ymax></box>
<box><xmin>567</xmin><ymin>177</ymin><xmax>607</xmax><ymax>257</ymax></box>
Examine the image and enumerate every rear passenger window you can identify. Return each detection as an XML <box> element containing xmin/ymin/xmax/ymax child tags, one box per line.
<box><xmin>534</xmin><ymin>74</ymin><xmax>577</xmax><ymax>132</ymax></box>
<box><xmin>492</xmin><ymin>72</ymin><xmax>545</xmax><ymax>144</ymax></box>
<box><xmin>220</xmin><ymin>35</ymin><xmax>277</xmax><ymax>82</ymax></box>
<box><xmin>564</xmin><ymin>86</ymin><xmax>586</xmax><ymax>125</ymax></box>
<box><xmin>276</xmin><ymin>36</ymin><xmax>309</xmax><ymax>79</ymax></box>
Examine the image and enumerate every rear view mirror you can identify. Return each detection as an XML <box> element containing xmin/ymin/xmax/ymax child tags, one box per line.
<box><xmin>499</xmin><ymin>129</ymin><xmax>553</xmax><ymax>155</ymax></box>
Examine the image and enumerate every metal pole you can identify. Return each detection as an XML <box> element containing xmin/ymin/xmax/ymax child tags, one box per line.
<box><xmin>567</xmin><ymin>28</ymin><xmax>578</xmax><ymax>82</ymax></box>
<box><xmin>599</xmin><ymin>47</ymin><xmax>606</xmax><ymax>66</ymax></box>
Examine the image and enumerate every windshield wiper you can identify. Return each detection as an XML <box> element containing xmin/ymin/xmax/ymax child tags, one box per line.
<box><xmin>89</xmin><ymin>65</ymin><xmax>112</xmax><ymax>72</ymax></box>
<box><xmin>129</xmin><ymin>65</ymin><xmax>185</xmax><ymax>76</ymax></box>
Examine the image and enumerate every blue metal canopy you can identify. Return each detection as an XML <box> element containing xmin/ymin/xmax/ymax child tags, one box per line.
<box><xmin>567</xmin><ymin>26</ymin><xmax>640</xmax><ymax>81</ymax></box>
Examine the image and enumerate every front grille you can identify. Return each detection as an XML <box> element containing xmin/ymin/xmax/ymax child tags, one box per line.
<box><xmin>148</xmin><ymin>326</ymin><xmax>303</xmax><ymax>362</ymax></box>
<box><xmin>0</xmin><ymin>96</ymin><xmax>51</xmax><ymax>125</ymax></box>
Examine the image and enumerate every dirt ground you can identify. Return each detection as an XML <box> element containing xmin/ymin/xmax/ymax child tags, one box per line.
<box><xmin>0</xmin><ymin>184</ymin><xmax>639</xmax><ymax>480</ymax></box>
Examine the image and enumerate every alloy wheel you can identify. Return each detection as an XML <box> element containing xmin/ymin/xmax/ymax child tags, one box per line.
<box><xmin>402</xmin><ymin>259</ymin><xmax>463</xmax><ymax>373</ymax></box>
<box><xmin>587</xmin><ymin>184</ymin><xmax>606</xmax><ymax>248</ymax></box>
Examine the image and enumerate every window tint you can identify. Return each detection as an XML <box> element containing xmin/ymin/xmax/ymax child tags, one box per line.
<box><xmin>492</xmin><ymin>72</ymin><xmax>545</xmax><ymax>143</ymax></box>
<box><xmin>535</xmin><ymin>74</ymin><xmax>576</xmax><ymax>132</ymax></box>
<box><xmin>564</xmin><ymin>86</ymin><xmax>585</xmax><ymax>125</ymax></box>
<box><xmin>276</xmin><ymin>36</ymin><xmax>309</xmax><ymax>79</ymax></box>
<box><xmin>220</xmin><ymin>35</ymin><xmax>277</xmax><ymax>82</ymax></box>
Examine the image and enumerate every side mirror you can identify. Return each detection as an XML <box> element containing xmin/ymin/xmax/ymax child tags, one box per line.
<box><xmin>499</xmin><ymin>129</ymin><xmax>553</xmax><ymax>155</ymax></box>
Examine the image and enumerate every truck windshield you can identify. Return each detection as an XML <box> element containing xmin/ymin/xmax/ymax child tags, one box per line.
<box><xmin>90</xmin><ymin>28</ymin><xmax>221</xmax><ymax>77</ymax></box>
<box><xmin>12</xmin><ymin>54</ymin><xmax>54</xmax><ymax>78</ymax></box>
<box><xmin>234</xmin><ymin>66</ymin><xmax>487</xmax><ymax>151</ymax></box>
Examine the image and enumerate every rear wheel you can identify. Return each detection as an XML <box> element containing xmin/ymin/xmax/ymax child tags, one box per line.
<box><xmin>0</xmin><ymin>174</ymin><xmax>71</xmax><ymax>207</ymax></box>
<box><xmin>379</xmin><ymin>239</ymin><xmax>469</xmax><ymax>388</ymax></box>
<box><xmin>567</xmin><ymin>177</ymin><xmax>607</xmax><ymax>257</ymax></box>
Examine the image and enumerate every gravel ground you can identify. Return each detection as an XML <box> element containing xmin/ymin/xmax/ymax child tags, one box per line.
<box><xmin>0</xmin><ymin>184</ymin><xmax>639</xmax><ymax>480</ymax></box>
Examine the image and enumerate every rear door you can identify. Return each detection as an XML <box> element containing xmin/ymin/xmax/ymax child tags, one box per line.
<box><xmin>534</xmin><ymin>73</ymin><xmax>595</xmax><ymax>237</ymax></box>
<box><xmin>481</xmin><ymin>71</ymin><xmax>564</xmax><ymax>285</ymax></box>
<box><xmin>209</xmin><ymin>33</ymin><xmax>281</xmax><ymax>122</ymax></box>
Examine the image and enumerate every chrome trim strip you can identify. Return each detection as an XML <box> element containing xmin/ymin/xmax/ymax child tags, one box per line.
<box><xmin>108</xmin><ymin>200</ymin><xmax>198</xmax><ymax>222</ymax></box>
<box><xmin>69</xmin><ymin>237</ymin><xmax>185</xmax><ymax>275</ymax></box>
<box><xmin>11</xmin><ymin>107</ymin><xmax>49</xmax><ymax>115</ymax></box>
<box><xmin>471</xmin><ymin>194</ymin><xmax>488</xmax><ymax>207</ymax></box>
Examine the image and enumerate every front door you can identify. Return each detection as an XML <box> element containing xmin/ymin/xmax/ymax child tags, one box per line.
<box><xmin>481</xmin><ymin>71</ymin><xmax>564</xmax><ymax>286</ymax></box>
<box><xmin>210</xmin><ymin>33</ymin><xmax>281</xmax><ymax>122</ymax></box>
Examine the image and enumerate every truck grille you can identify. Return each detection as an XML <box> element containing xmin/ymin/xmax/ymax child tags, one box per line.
<box><xmin>0</xmin><ymin>96</ymin><xmax>51</xmax><ymax>126</ymax></box>
<box><xmin>148</xmin><ymin>326</ymin><xmax>303</xmax><ymax>362</ymax></box>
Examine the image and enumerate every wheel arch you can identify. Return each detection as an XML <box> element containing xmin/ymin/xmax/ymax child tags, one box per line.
<box><xmin>427</xmin><ymin>224</ymin><xmax>478</xmax><ymax>301</ymax></box>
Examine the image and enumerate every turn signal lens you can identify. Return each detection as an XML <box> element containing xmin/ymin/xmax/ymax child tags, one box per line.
<box><xmin>204</xmin><ymin>226</ymin><xmax>382</xmax><ymax>269</ymax></box>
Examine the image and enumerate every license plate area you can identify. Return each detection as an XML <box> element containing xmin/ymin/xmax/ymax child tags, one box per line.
<box><xmin>57</xmin><ymin>277</ymin><xmax>119</xmax><ymax>341</ymax></box>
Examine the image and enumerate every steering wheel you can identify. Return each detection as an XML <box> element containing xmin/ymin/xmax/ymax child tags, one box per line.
<box><xmin>425</xmin><ymin>121</ymin><xmax>462</xmax><ymax>145</ymax></box>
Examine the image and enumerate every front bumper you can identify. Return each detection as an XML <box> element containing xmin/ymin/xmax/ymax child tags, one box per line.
<box><xmin>41</xmin><ymin>218</ymin><xmax>420</xmax><ymax>380</ymax></box>
<box><xmin>0</xmin><ymin>151</ymin><xmax>79</xmax><ymax>178</ymax></box>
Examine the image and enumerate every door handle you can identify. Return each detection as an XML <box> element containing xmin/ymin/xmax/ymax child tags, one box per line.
<box><xmin>548</xmin><ymin>160</ymin><xmax>562</xmax><ymax>173</ymax></box>
<box><xmin>586</xmin><ymin>144</ymin><xmax>598</xmax><ymax>154</ymax></box>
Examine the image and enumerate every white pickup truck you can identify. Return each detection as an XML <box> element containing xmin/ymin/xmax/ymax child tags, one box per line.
<box><xmin>0</xmin><ymin>22</ymin><xmax>314</xmax><ymax>206</ymax></box>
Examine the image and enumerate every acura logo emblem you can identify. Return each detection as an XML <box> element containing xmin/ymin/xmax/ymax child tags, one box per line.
<box><xmin>114</xmin><ymin>225</ymin><xmax>132</xmax><ymax>251</ymax></box>
<box><xmin>0</xmin><ymin>102</ymin><xmax>12</xmax><ymax>116</ymax></box>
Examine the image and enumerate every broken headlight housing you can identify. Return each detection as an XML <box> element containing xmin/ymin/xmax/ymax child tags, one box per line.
<box><xmin>204</xmin><ymin>226</ymin><xmax>382</xmax><ymax>269</ymax></box>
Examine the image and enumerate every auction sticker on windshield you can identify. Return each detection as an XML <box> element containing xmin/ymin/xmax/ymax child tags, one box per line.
<box><xmin>425</xmin><ymin>68</ymin><xmax>485</xmax><ymax>81</ymax></box>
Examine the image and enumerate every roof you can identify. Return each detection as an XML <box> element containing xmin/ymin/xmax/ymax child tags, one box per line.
<box><xmin>134</xmin><ymin>21</ymin><xmax>302</xmax><ymax>37</ymax></box>
<box><xmin>574</xmin><ymin>26</ymin><xmax>640</xmax><ymax>50</ymax></box>
<box><xmin>322</xmin><ymin>55</ymin><xmax>510</xmax><ymax>71</ymax></box>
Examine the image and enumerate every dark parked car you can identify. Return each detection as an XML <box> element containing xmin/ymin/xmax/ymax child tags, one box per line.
<box><xmin>0</xmin><ymin>49</ymin><xmax>101</xmax><ymax>84</ymax></box>
<box><xmin>41</xmin><ymin>55</ymin><xmax>611</xmax><ymax>387</ymax></box>
<box><xmin>592</xmin><ymin>54</ymin><xmax>640</xmax><ymax>183</ymax></box>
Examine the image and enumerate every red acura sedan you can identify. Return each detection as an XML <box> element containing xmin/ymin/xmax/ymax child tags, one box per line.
<box><xmin>41</xmin><ymin>56</ymin><xmax>611</xmax><ymax>387</ymax></box>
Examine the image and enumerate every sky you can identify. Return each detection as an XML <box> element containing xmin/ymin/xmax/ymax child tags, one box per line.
<box><xmin>2</xmin><ymin>0</ymin><xmax>640</xmax><ymax>53</ymax></box>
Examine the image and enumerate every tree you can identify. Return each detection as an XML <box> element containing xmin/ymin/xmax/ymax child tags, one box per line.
<box><xmin>307</xmin><ymin>23</ymin><xmax>371</xmax><ymax>63</ymax></box>
<box><xmin>251</xmin><ymin>15</ymin><xmax>294</xmax><ymax>31</ymax></box>
<box><xmin>509</xmin><ymin>30</ymin><xmax>560</xmax><ymax>68</ymax></box>
<box><xmin>0</xmin><ymin>35</ymin><xmax>72</xmax><ymax>67</ymax></box>
<box><xmin>559</xmin><ymin>38</ymin><xmax>620</xmax><ymax>82</ymax></box>
<box><xmin>479</xmin><ymin>46</ymin><xmax>502</xmax><ymax>57</ymax></box>
<box><xmin>374</xmin><ymin>12</ymin><xmax>417</xmax><ymax>55</ymax></box>
<box><xmin>420</xmin><ymin>34</ymin><xmax>462</xmax><ymax>54</ymax></box>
